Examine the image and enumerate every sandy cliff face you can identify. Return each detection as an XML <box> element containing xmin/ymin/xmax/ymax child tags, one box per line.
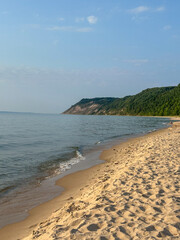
<box><xmin>63</xmin><ymin>102</ymin><xmax>103</xmax><ymax>115</ymax></box>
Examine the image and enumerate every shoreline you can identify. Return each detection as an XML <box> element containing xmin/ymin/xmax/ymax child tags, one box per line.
<box><xmin>0</xmin><ymin>116</ymin><xmax>170</xmax><ymax>229</ymax></box>
<box><xmin>0</xmin><ymin>118</ymin><xmax>179</xmax><ymax>239</ymax></box>
<box><xmin>0</xmin><ymin>146</ymin><xmax>104</xmax><ymax>229</ymax></box>
<box><xmin>0</xmin><ymin>149</ymin><xmax>107</xmax><ymax>240</ymax></box>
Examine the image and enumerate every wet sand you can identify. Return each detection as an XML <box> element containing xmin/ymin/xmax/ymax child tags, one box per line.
<box><xmin>0</xmin><ymin>119</ymin><xmax>179</xmax><ymax>239</ymax></box>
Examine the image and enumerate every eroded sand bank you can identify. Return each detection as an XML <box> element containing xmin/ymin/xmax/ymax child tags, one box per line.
<box><xmin>1</xmin><ymin>120</ymin><xmax>180</xmax><ymax>240</ymax></box>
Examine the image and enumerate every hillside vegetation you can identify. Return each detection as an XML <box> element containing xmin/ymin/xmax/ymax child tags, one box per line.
<box><xmin>63</xmin><ymin>84</ymin><xmax>180</xmax><ymax>116</ymax></box>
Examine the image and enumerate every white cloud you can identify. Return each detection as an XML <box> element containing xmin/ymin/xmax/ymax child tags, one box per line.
<box><xmin>128</xmin><ymin>6</ymin><xmax>165</xmax><ymax>15</ymax></box>
<box><xmin>87</xmin><ymin>16</ymin><xmax>98</xmax><ymax>24</ymax></box>
<box><xmin>129</xmin><ymin>6</ymin><xmax>150</xmax><ymax>14</ymax></box>
<box><xmin>46</xmin><ymin>25</ymin><xmax>92</xmax><ymax>32</ymax></box>
<box><xmin>128</xmin><ymin>5</ymin><xmax>166</xmax><ymax>22</ymax></box>
<box><xmin>163</xmin><ymin>25</ymin><xmax>171</xmax><ymax>31</ymax></box>
<box><xmin>155</xmin><ymin>6</ymin><xmax>165</xmax><ymax>12</ymax></box>
<box><xmin>75</xmin><ymin>17</ymin><xmax>85</xmax><ymax>23</ymax></box>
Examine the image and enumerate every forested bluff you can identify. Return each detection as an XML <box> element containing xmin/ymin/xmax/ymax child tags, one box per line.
<box><xmin>63</xmin><ymin>84</ymin><xmax>180</xmax><ymax>116</ymax></box>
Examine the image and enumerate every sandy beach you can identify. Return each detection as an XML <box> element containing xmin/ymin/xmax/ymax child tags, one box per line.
<box><xmin>0</xmin><ymin>119</ymin><xmax>179</xmax><ymax>240</ymax></box>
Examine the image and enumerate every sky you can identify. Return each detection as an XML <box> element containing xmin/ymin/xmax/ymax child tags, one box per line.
<box><xmin>0</xmin><ymin>0</ymin><xmax>179</xmax><ymax>113</ymax></box>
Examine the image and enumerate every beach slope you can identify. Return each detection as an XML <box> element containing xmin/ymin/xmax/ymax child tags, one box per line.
<box><xmin>21</xmin><ymin>121</ymin><xmax>180</xmax><ymax>240</ymax></box>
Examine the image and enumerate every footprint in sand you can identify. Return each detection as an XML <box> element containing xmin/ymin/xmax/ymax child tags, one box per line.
<box><xmin>173</xmin><ymin>222</ymin><xmax>180</xmax><ymax>231</ymax></box>
<box><xmin>139</xmin><ymin>206</ymin><xmax>146</xmax><ymax>212</ymax></box>
<box><xmin>153</xmin><ymin>206</ymin><xmax>162</xmax><ymax>213</ymax></box>
<box><xmin>157</xmin><ymin>228</ymin><xmax>173</xmax><ymax>238</ymax></box>
<box><xmin>145</xmin><ymin>225</ymin><xmax>156</xmax><ymax>232</ymax></box>
<box><xmin>100</xmin><ymin>237</ymin><xmax>108</xmax><ymax>240</ymax></box>
<box><xmin>87</xmin><ymin>223</ymin><xmax>100</xmax><ymax>231</ymax></box>
<box><xmin>70</xmin><ymin>228</ymin><xmax>78</xmax><ymax>234</ymax></box>
<box><xmin>119</xmin><ymin>225</ymin><xmax>129</xmax><ymax>236</ymax></box>
<box><xmin>104</xmin><ymin>205</ymin><xmax>116</xmax><ymax>212</ymax></box>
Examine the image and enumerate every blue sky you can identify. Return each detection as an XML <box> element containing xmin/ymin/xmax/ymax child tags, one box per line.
<box><xmin>0</xmin><ymin>0</ymin><xmax>179</xmax><ymax>113</ymax></box>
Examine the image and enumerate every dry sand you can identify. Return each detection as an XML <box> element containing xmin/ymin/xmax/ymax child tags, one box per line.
<box><xmin>0</xmin><ymin>119</ymin><xmax>180</xmax><ymax>240</ymax></box>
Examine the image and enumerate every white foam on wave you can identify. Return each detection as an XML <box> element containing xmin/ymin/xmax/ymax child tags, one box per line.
<box><xmin>55</xmin><ymin>151</ymin><xmax>85</xmax><ymax>174</ymax></box>
<box><xmin>148</xmin><ymin>129</ymin><xmax>157</xmax><ymax>133</ymax></box>
<box><xmin>163</xmin><ymin>122</ymin><xmax>170</xmax><ymax>126</ymax></box>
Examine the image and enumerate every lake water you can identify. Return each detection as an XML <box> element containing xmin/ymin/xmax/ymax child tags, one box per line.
<box><xmin>0</xmin><ymin>112</ymin><xmax>170</xmax><ymax>227</ymax></box>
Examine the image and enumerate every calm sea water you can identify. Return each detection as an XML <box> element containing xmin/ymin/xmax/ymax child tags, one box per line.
<box><xmin>0</xmin><ymin>113</ymin><xmax>170</xmax><ymax>197</ymax></box>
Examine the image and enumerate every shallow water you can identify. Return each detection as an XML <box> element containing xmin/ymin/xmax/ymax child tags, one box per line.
<box><xmin>0</xmin><ymin>113</ymin><xmax>170</xmax><ymax>196</ymax></box>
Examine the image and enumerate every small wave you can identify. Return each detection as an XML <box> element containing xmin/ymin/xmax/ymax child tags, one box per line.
<box><xmin>55</xmin><ymin>150</ymin><xmax>85</xmax><ymax>174</ymax></box>
<box><xmin>95</xmin><ymin>141</ymin><xmax>101</xmax><ymax>145</ymax></box>
<box><xmin>148</xmin><ymin>129</ymin><xmax>157</xmax><ymax>133</ymax></box>
<box><xmin>0</xmin><ymin>185</ymin><xmax>15</xmax><ymax>196</ymax></box>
